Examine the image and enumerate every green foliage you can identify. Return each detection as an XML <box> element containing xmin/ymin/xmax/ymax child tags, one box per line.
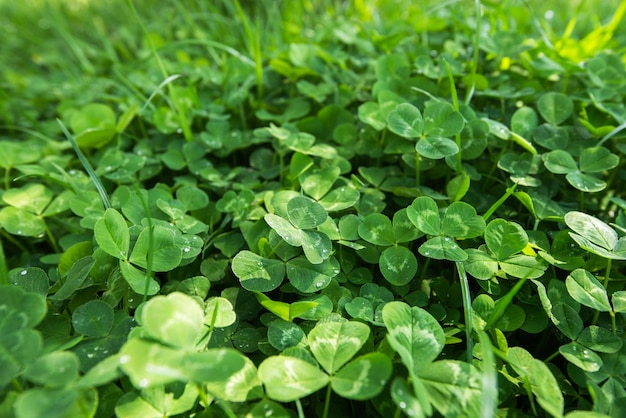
<box><xmin>2</xmin><ymin>0</ymin><xmax>626</xmax><ymax>416</ymax></box>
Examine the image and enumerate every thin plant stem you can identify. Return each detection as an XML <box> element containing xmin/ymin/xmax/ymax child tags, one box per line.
<box><xmin>0</xmin><ymin>238</ymin><xmax>8</xmax><ymax>286</ymax></box>
<box><xmin>456</xmin><ymin>261</ymin><xmax>474</xmax><ymax>363</ymax></box>
<box><xmin>322</xmin><ymin>382</ymin><xmax>332</xmax><ymax>418</ymax></box>
<box><xmin>442</xmin><ymin>59</ymin><xmax>463</xmax><ymax>173</ymax></box>
<box><xmin>465</xmin><ymin>0</ymin><xmax>482</xmax><ymax>104</ymax></box>
<box><xmin>134</xmin><ymin>185</ymin><xmax>154</xmax><ymax>304</ymax></box>
<box><xmin>483</xmin><ymin>183</ymin><xmax>517</xmax><ymax>222</ymax></box>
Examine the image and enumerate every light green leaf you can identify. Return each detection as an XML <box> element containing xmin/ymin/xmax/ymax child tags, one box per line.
<box><xmin>485</xmin><ymin>219</ymin><xmax>528</xmax><ymax>260</ymax></box>
<box><xmin>300</xmin><ymin>230</ymin><xmax>332</xmax><ymax>264</ymax></box>
<box><xmin>415</xmin><ymin>136</ymin><xmax>459</xmax><ymax>159</ymax></box>
<box><xmin>119</xmin><ymin>339</ymin><xmax>187</xmax><ymax>388</ymax></box>
<box><xmin>332</xmin><ymin>353</ymin><xmax>392</xmax><ymax>400</ymax></box>
<box><xmin>119</xmin><ymin>261</ymin><xmax>160</xmax><ymax>295</ymax></box>
<box><xmin>358</xmin><ymin>213</ymin><xmax>395</xmax><ymax>246</ymax></box>
<box><xmin>287</xmin><ymin>196</ymin><xmax>328</xmax><ymax>229</ymax></box>
<box><xmin>551</xmin><ymin>303</ymin><xmax>583</xmax><ymax>340</ymax></box>
<box><xmin>542</xmin><ymin>150</ymin><xmax>577</xmax><ymax>174</ymax></box>
<box><xmin>565</xmin><ymin>269</ymin><xmax>611</xmax><ymax>312</ymax></box>
<box><xmin>564</xmin><ymin>211</ymin><xmax>617</xmax><ymax>252</ymax></box>
<box><xmin>254</xmin><ymin>293</ymin><xmax>319</xmax><ymax>321</ymax></box>
<box><xmin>441</xmin><ymin>201</ymin><xmax>485</xmax><ymax>239</ymax></box>
<box><xmin>308</xmin><ymin>321</ymin><xmax>370</xmax><ymax>374</ymax></box>
<box><xmin>140</xmin><ymin>292</ymin><xmax>205</xmax><ymax>349</ymax></box>
<box><xmin>318</xmin><ymin>186</ymin><xmax>360</xmax><ymax>212</ymax></box>
<box><xmin>417</xmin><ymin>360</ymin><xmax>482</xmax><ymax>418</ymax></box>
<box><xmin>578</xmin><ymin>326</ymin><xmax>623</xmax><ymax>353</ymax></box>
<box><xmin>382</xmin><ymin>301</ymin><xmax>445</xmax><ymax>372</ymax></box>
<box><xmin>0</xmin><ymin>207</ymin><xmax>47</xmax><ymax>237</ymax></box>
<box><xmin>380</xmin><ymin>246</ymin><xmax>418</xmax><ymax>286</ymax></box>
<box><xmin>268</xmin><ymin>319</ymin><xmax>306</xmax><ymax>351</ymax></box>
<box><xmin>422</xmin><ymin>102</ymin><xmax>465</xmax><ymax>136</ymax></box>
<box><xmin>130</xmin><ymin>225</ymin><xmax>182</xmax><ymax>271</ymax></box>
<box><xmin>300</xmin><ymin>167</ymin><xmax>340</xmax><ymax>201</ymax></box>
<box><xmin>264</xmin><ymin>213</ymin><xmax>303</xmax><ymax>246</ymax></box>
<box><xmin>419</xmin><ymin>236</ymin><xmax>467</xmax><ymax>262</ymax></box>
<box><xmin>94</xmin><ymin>208</ymin><xmax>130</xmax><ymax>260</ymax></box>
<box><xmin>565</xmin><ymin>172</ymin><xmax>606</xmax><ymax>192</ymax></box>
<box><xmin>258</xmin><ymin>356</ymin><xmax>329</xmax><ymax>402</ymax></box>
<box><xmin>407</xmin><ymin>196</ymin><xmax>440</xmax><ymax>236</ymax></box>
<box><xmin>387</xmin><ymin>103</ymin><xmax>423</xmax><ymax>138</ymax></box>
<box><xmin>499</xmin><ymin>254</ymin><xmax>547</xmax><ymax>279</ymax></box>
<box><xmin>537</xmin><ymin>92</ymin><xmax>573</xmax><ymax>125</ymax></box>
<box><xmin>464</xmin><ymin>249</ymin><xmax>498</xmax><ymax>280</ymax></box>
<box><xmin>286</xmin><ymin>256</ymin><xmax>339</xmax><ymax>293</ymax></box>
<box><xmin>203</xmin><ymin>354</ymin><xmax>262</xmax><ymax>402</ymax></box>
<box><xmin>559</xmin><ymin>342</ymin><xmax>602</xmax><ymax>372</ymax></box>
<box><xmin>232</xmin><ymin>250</ymin><xmax>285</xmax><ymax>292</ymax></box>
<box><xmin>2</xmin><ymin>183</ymin><xmax>53</xmax><ymax>214</ymax></box>
<box><xmin>205</xmin><ymin>297</ymin><xmax>237</xmax><ymax>328</ymax></box>
<box><xmin>23</xmin><ymin>351</ymin><xmax>80</xmax><ymax>387</ymax></box>
<box><xmin>579</xmin><ymin>147</ymin><xmax>619</xmax><ymax>173</ymax></box>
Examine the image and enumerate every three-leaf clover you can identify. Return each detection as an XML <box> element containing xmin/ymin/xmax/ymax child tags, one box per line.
<box><xmin>387</xmin><ymin>102</ymin><xmax>465</xmax><ymax>159</ymax></box>
<box><xmin>543</xmin><ymin>146</ymin><xmax>619</xmax><ymax>192</ymax></box>
<box><xmin>407</xmin><ymin>196</ymin><xmax>485</xmax><ymax>261</ymax></box>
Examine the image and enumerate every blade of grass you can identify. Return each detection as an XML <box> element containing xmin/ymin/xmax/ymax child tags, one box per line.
<box><xmin>477</xmin><ymin>330</ymin><xmax>497</xmax><ymax>418</ymax></box>
<box><xmin>57</xmin><ymin>118</ymin><xmax>111</xmax><ymax>210</ymax></box>
<box><xmin>0</xmin><ymin>238</ymin><xmax>8</xmax><ymax>286</ymax></box>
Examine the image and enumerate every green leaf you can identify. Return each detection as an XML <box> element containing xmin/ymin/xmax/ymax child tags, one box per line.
<box><xmin>542</xmin><ymin>150</ymin><xmax>577</xmax><ymax>174</ymax></box>
<box><xmin>2</xmin><ymin>183</ymin><xmax>53</xmax><ymax>214</ymax></box>
<box><xmin>114</xmin><ymin>383</ymin><xmax>197</xmax><ymax>418</ymax></box>
<box><xmin>382</xmin><ymin>301</ymin><xmax>445</xmax><ymax>372</ymax></box>
<box><xmin>387</xmin><ymin>103</ymin><xmax>422</xmax><ymax>138</ymax></box>
<box><xmin>419</xmin><ymin>236</ymin><xmax>467</xmax><ymax>261</ymax></box>
<box><xmin>308</xmin><ymin>321</ymin><xmax>370</xmax><ymax>374</ymax></box>
<box><xmin>119</xmin><ymin>339</ymin><xmax>187</xmax><ymax>388</ymax></box>
<box><xmin>130</xmin><ymin>225</ymin><xmax>182</xmax><ymax>271</ymax></box>
<box><xmin>318</xmin><ymin>186</ymin><xmax>360</xmax><ymax>212</ymax></box>
<box><xmin>203</xmin><ymin>354</ymin><xmax>262</xmax><ymax>402</ymax></box>
<box><xmin>204</xmin><ymin>297</ymin><xmax>236</xmax><ymax>328</ymax></box>
<box><xmin>14</xmin><ymin>387</ymin><xmax>96</xmax><ymax>418</ymax></box>
<box><xmin>579</xmin><ymin>147</ymin><xmax>619</xmax><ymax>173</ymax></box>
<box><xmin>390</xmin><ymin>377</ymin><xmax>427</xmax><ymax>417</ymax></box>
<box><xmin>300</xmin><ymin>230</ymin><xmax>333</xmax><ymax>264</ymax></box>
<box><xmin>286</xmin><ymin>256</ymin><xmax>339</xmax><ymax>293</ymax></box>
<box><xmin>358</xmin><ymin>213</ymin><xmax>395</xmax><ymax>246</ymax></box>
<box><xmin>551</xmin><ymin>303</ymin><xmax>583</xmax><ymax>340</ymax></box>
<box><xmin>268</xmin><ymin>320</ymin><xmax>305</xmax><ymax>351</ymax></box>
<box><xmin>416</xmin><ymin>136</ymin><xmax>459</xmax><ymax>159</ymax></box>
<box><xmin>566</xmin><ymin>172</ymin><xmax>607</xmax><ymax>192</ymax></box>
<box><xmin>498</xmin><ymin>254</ymin><xmax>547</xmax><ymax>279</ymax></box>
<box><xmin>464</xmin><ymin>249</ymin><xmax>499</xmax><ymax>280</ymax></box>
<box><xmin>23</xmin><ymin>351</ymin><xmax>80</xmax><ymax>387</ymax></box>
<box><xmin>422</xmin><ymin>102</ymin><xmax>465</xmax><ymax>136</ymax></box>
<box><xmin>506</xmin><ymin>347</ymin><xmax>564</xmax><ymax>418</ymax></box>
<box><xmin>578</xmin><ymin>326</ymin><xmax>623</xmax><ymax>353</ymax></box>
<box><xmin>258</xmin><ymin>356</ymin><xmax>329</xmax><ymax>402</ymax></box>
<box><xmin>612</xmin><ymin>290</ymin><xmax>626</xmax><ymax>313</ymax></box>
<box><xmin>393</xmin><ymin>208</ymin><xmax>423</xmax><ymax>243</ymax></box>
<box><xmin>286</xmin><ymin>196</ymin><xmax>328</xmax><ymax>229</ymax></box>
<box><xmin>94</xmin><ymin>208</ymin><xmax>130</xmax><ymax>260</ymax></box>
<box><xmin>380</xmin><ymin>246</ymin><xmax>418</xmax><ymax>286</ymax></box>
<box><xmin>485</xmin><ymin>219</ymin><xmax>528</xmax><ymax>260</ymax></box>
<box><xmin>332</xmin><ymin>353</ymin><xmax>393</xmax><ymax>400</ymax></box>
<box><xmin>264</xmin><ymin>214</ymin><xmax>303</xmax><ymax>247</ymax></box>
<box><xmin>300</xmin><ymin>167</ymin><xmax>340</xmax><ymax>201</ymax></box>
<box><xmin>140</xmin><ymin>292</ymin><xmax>205</xmax><ymax>349</ymax></box>
<box><xmin>416</xmin><ymin>360</ymin><xmax>482</xmax><ymax>418</ymax></box>
<box><xmin>183</xmin><ymin>348</ymin><xmax>248</xmax><ymax>384</ymax></box>
<box><xmin>119</xmin><ymin>261</ymin><xmax>160</xmax><ymax>295</ymax></box>
<box><xmin>559</xmin><ymin>342</ymin><xmax>602</xmax><ymax>372</ymax></box>
<box><xmin>72</xmin><ymin>300</ymin><xmax>114</xmax><ymax>338</ymax></box>
<box><xmin>254</xmin><ymin>293</ymin><xmax>319</xmax><ymax>321</ymax></box>
<box><xmin>565</xmin><ymin>269</ymin><xmax>612</xmax><ymax>312</ymax></box>
<box><xmin>0</xmin><ymin>207</ymin><xmax>47</xmax><ymax>237</ymax></box>
<box><xmin>71</xmin><ymin>103</ymin><xmax>116</xmax><ymax>134</ymax></box>
<box><xmin>537</xmin><ymin>92</ymin><xmax>573</xmax><ymax>125</ymax></box>
<box><xmin>407</xmin><ymin>196</ymin><xmax>441</xmax><ymax>235</ymax></box>
<box><xmin>232</xmin><ymin>251</ymin><xmax>285</xmax><ymax>292</ymax></box>
<box><xmin>441</xmin><ymin>201</ymin><xmax>485</xmax><ymax>238</ymax></box>
<box><xmin>0</xmin><ymin>285</ymin><xmax>47</xmax><ymax>332</ymax></box>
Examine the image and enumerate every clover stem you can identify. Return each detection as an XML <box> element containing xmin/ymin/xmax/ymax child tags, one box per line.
<box><xmin>322</xmin><ymin>382</ymin><xmax>332</xmax><ymax>418</ymax></box>
<box><xmin>456</xmin><ymin>261</ymin><xmax>474</xmax><ymax>363</ymax></box>
<box><xmin>295</xmin><ymin>400</ymin><xmax>305</xmax><ymax>418</ymax></box>
<box><xmin>415</xmin><ymin>152</ymin><xmax>421</xmax><ymax>186</ymax></box>
<box><xmin>44</xmin><ymin>222</ymin><xmax>61</xmax><ymax>254</ymax></box>
<box><xmin>0</xmin><ymin>239</ymin><xmax>7</xmax><ymax>286</ymax></box>
<box><xmin>482</xmin><ymin>183</ymin><xmax>517</xmax><ymax>222</ymax></box>
<box><xmin>135</xmin><ymin>183</ymin><xmax>154</xmax><ymax>304</ymax></box>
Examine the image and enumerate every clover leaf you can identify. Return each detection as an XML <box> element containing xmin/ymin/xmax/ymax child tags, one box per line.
<box><xmin>543</xmin><ymin>147</ymin><xmax>619</xmax><ymax>192</ymax></box>
<box><xmin>407</xmin><ymin>196</ymin><xmax>485</xmax><ymax>261</ymax></box>
<box><xmin>387</xmin><ymin>102</ymin><xmax>464</xmax><ymax>159</ymax></box>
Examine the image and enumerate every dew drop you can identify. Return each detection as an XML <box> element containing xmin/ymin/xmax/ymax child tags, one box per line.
<box><xmin>444</xmin><ymin>237</ymin><xmax>451</xmax><ymax>242</ymax></box>
<box><xmin>119</xmin><ymin>251</ymin><xmax>126</xmax><ymax>258</ymax></box>
<box><xmin>315</xmin><ymin>281</ymin><xmax>323</xmax><ymax>288</ymax></box>
<box><xmin>399</xmin><ymin>401</ymin><xmax>407</xmax><ymax>409</ymax></box>
<box><xmin>183</xmin><ymin>247</ymin><xmax>190</xmax><ymax>253</ymax></box>
<box><xmin>424</xmin><ymin>251</ymin><xmax>430</xmax><ymax>256</ymax></box>
<box><xmin>138</xmin><ymin>378</ymin><xmax>149</xmax><ymax>388</ymax></box>
<box><xmin>20</xmin><ymin>270</ymin><xmax>28</xmax><ymax>276</ymax></box>
<box><xmin>87</xmin><ymin>352</ymin><xmax>94</xmax><ymax>359</ymax></box>
<box><xmin>176</xmin><ymin>128</ymin><xmax>183</xmax><ymax>134</ymax></box>
<box><xmin>104</xmin><ymin>165</ymin><xmax>113</xmax><ymax>172</ymax></box>
<box><xmin>120</xmin><ymin>355</ymin><xmax>130</xmax><ymax>364</ymax></box>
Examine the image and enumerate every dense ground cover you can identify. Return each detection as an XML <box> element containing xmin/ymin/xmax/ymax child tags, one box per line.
<box><xmin>1</xmin><ymin>0</ymin><xmax>626</xmax><ymax>416</ymax></box>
